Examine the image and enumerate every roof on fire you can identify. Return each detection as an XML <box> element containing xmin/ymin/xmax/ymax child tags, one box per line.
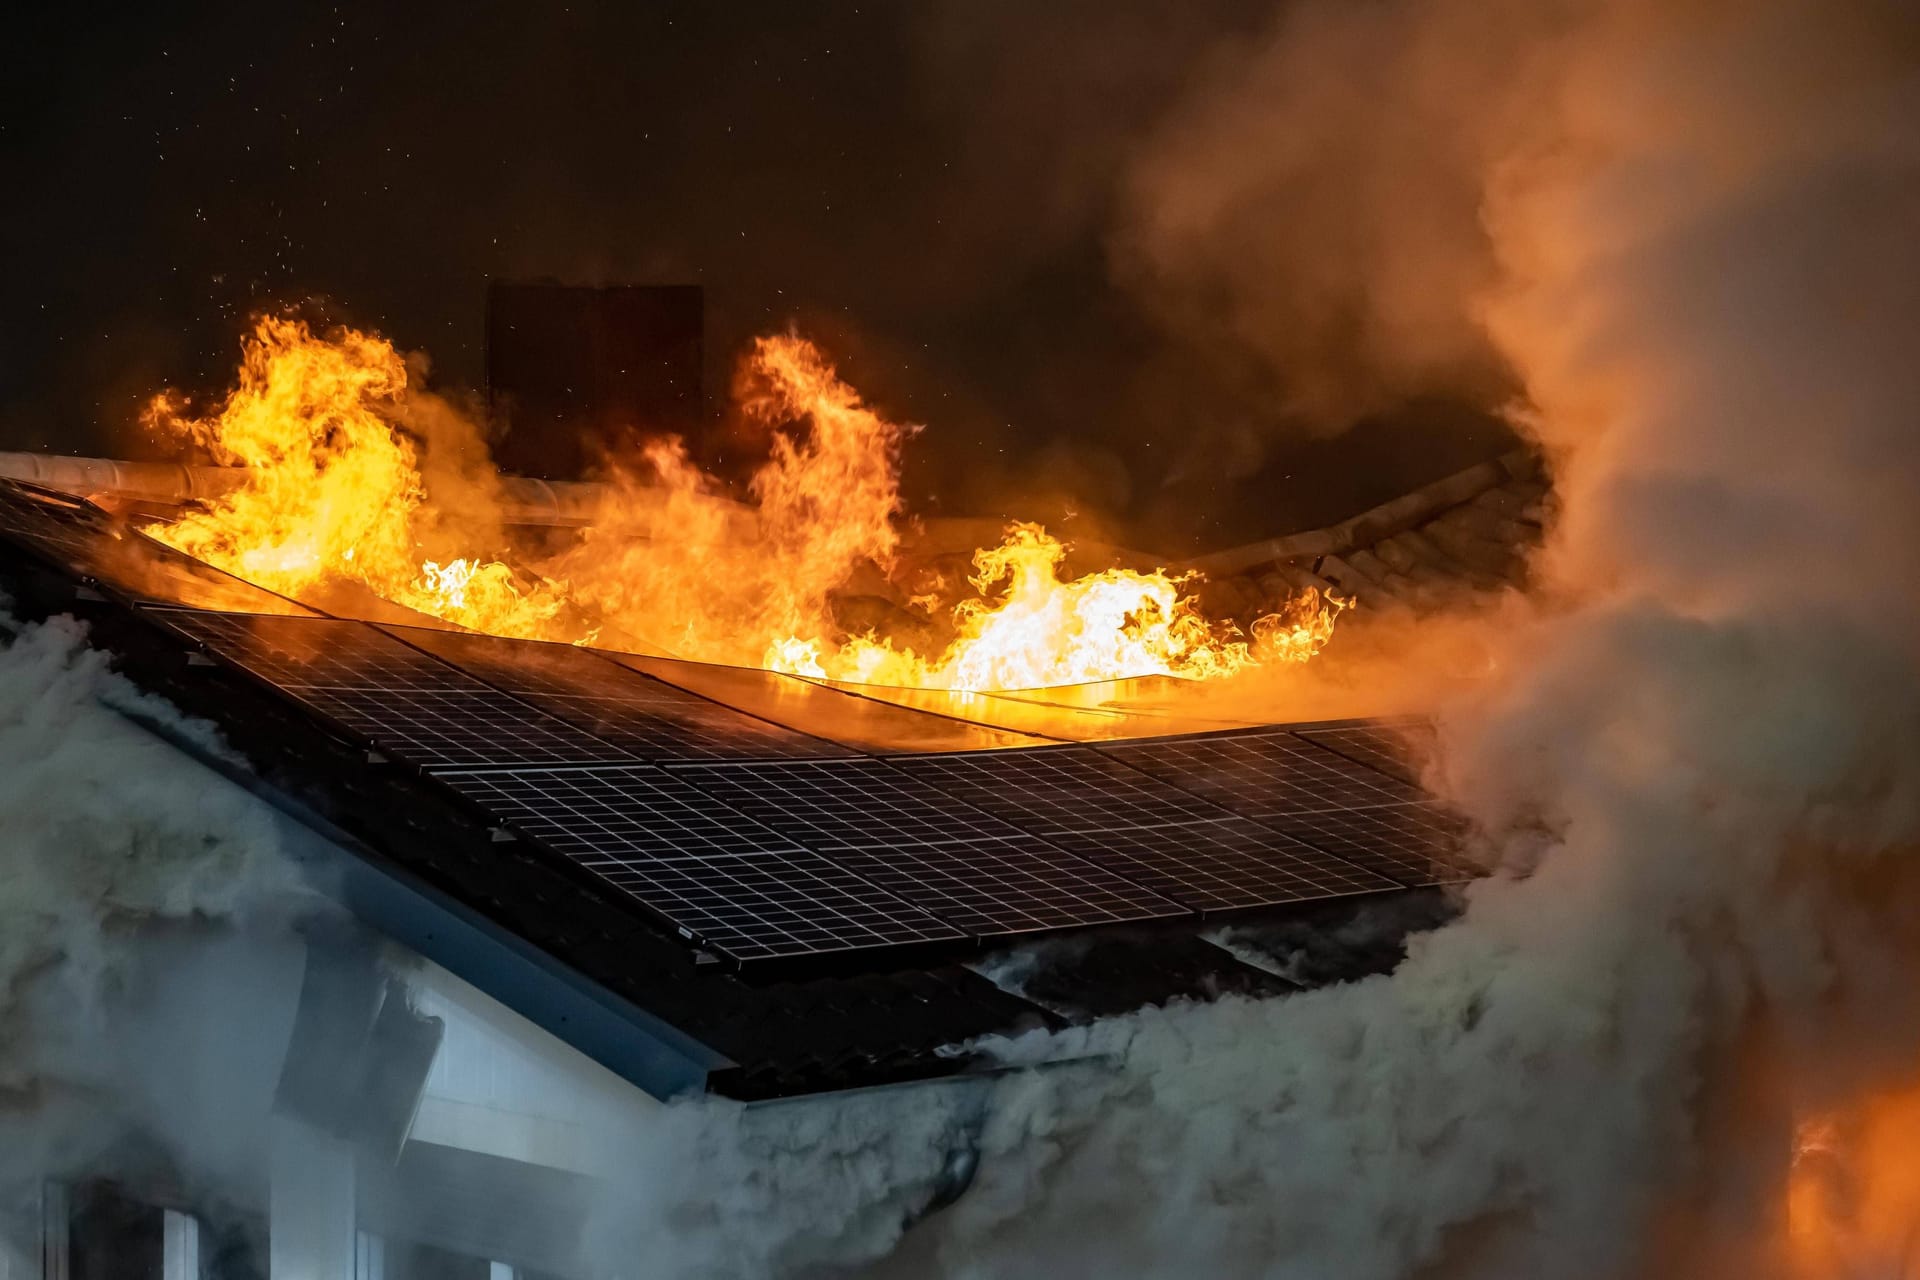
<box><xmin>0</xmin><ymin>457</ymin><xmax>1535</xmax><ymax>1100</ymax></box>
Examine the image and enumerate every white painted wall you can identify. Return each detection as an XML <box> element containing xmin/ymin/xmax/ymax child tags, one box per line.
<box><xmin>400</xmin><ymin>958</ymin><xmax>662</xmax><ymax>1178</ymax></box>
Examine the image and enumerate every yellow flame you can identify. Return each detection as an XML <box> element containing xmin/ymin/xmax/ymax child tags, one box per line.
<box><xmin>142</xmin><ymin>317</ymin><xmax>1346</xmax><ymax>689</ymax></box>
<box><xmin>145</xmin><ymin>317</ymin><xmax>569</xmax><ymax>638</ymax></box>
<box><xmin>545</xmin><ymin>334</ymin><xmax>907</xmax><ymax>663</ymax></box>
<box><xmin>772</xmin><ymin>522</ymin><xmax>1347</xmax><ymax>690</ymax></box>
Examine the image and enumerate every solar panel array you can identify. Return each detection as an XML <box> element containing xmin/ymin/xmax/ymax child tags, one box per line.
<box><xmin>891</xmin><ymin>746</ymin><xmax>1233</xmax><ymax>834</ymax></box>
<box><xmin>604</xmin><ymin>652</ymin><xmax>1056</xmax><ymax>754</ymax></box>
<box><xmin>889</xmin><ymin>746</ymin><xmax>1408</xmax><ymax>911</ymax></box>
<box><xmin>677</xmin><ymin>758</ymin><xmax>1186</xmax><ymax>935</ymax></box>
<box><xmin>1098</xmin><ymin>728</ymin><xmax>1472</xmax><ymax>886</ymax></box>
<box><xmin>1043</xmin><ymin>820</ymin><xmax>1397</xmax><ymax>912</ymax></box>
<box><xmin>1293</xmin><ymin>718</ymin><xmax>1436</xmax><ymax>787</ymax></box>
<box><xmin>0</xmin><ymin>470</ymin><xmax>1494</xmax><ymax>970</ymax></box>
<box><xmin>158</xmin><ymin>610</ymin><xmax>633</xmax><ymax>769</ymax></box>
<box><xmin>801</xmin><ymin>675</ymin><xmax>1166</xmax><ymax>743</ymax></box>
<box><xmin>435</xmin><ymin>765</ymin><xmax>964</xmax><ymax>960</ymax></box>
<box><xmin>1098</xmin><ymin>729</ymin><xmax>1425</xmax><ymax>818</ymax></box>
<box><xmin>131</xmin><ymin>594</ymin><xmax>1474</xmax><ymax>964</ymax></box>
<box><xmin>1266</xmin><ymin>801</ymin><xmax>1479</xmax><ymax>885</ymax></box>
<box><xmin>388</xmin><ymin>627</ymin><xmax>851</xmax><ymax>762</ymax></box>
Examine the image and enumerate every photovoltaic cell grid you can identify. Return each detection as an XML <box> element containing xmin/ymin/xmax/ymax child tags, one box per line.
<box><xmin>1041</xmin><ymin>820</ymin><xmax>1399</xmax><ymax>912</ymax></box>
<box><xmin>677</xmin><ymin>757</ymin><xmax>1011</xmax><ymax>848</ymax></box>
<box><xmin>1098</xmin><ymin>728</ymin><xmax>1425</xmax><ymax>819</ymax></box>
<box><xmin>440</xmin><ymin>764</ymin><xmax>791</xmax><ymax>862</ymax></box>
<box><xmin>1291</xmin><ymin>719</ymin><xmax>1435</xmax><ymax>787</ymax></box>
<box><xmin>804</xmin><ymin>675</ymin><xmax>1161</xmax><ymax>744</ymax></box>
<box><xmin>132</xmin><ymin>579</ymin><xmax>1472</xmax><ymax>948</ymax></box>
<box><xmin>888</xmin><ymin>746</ymin><xmax>1404</xmax><ymax>912</ymax></box>
<box><xmin>1097</xmin><ymin>725</ymin><xmax>1475</xmax><ymax>887</ymax></box>
<box><xmin>437</xmin><ymin>765</ymin><xmax>963</xmax><ymax>961</ymax></box>
<box><xmin>156</xmin><ymin>610</ymin><xmax>636</xmax><ymax>769</ymax></box>
<box><xmin>1267</xmin><ymin>802</ymin><xmax>1481</xmax><ymax>885</ymax></box>
<box><xmin>891</xmin><ymin>746</ymin><xmax>1230</xmax><ymax>836</ymax></box>
<box><xmin>606</xmin><ymin>652</ymin><xmax>1055</xmax><ymax>754</ymax></box>
<box><xmin>388</xmin><ymin>627</ymin><xmax>851</xmax><ymax>762</ymax></box>
<box><xmin>0</xmin><ymin>463</ymin><xmax>1482</xmax><ymax>955</ymax></box>
<box><xmin>0</xmin><ymin>483</ymin><xmax>312</xmax><ymax>616</ymax></box>
<box><xmin>674</xmin><ymin>759</ymin><xmax>1186</xmax><ymax>934</ymax></box>
<box><xmin>0</xmin><ymin>485</ymin><xmax>115</xmax><ymax>574</ymax></box>
<box><xmin>816</xmin><ymin>836</ymin><xmax>1180</xmax><ymax>935</ymax></box>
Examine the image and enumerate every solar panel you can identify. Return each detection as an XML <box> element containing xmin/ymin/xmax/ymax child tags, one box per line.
<box><xmin>437</xmin><ymin>764</ymin><xmax>965</xmax><ymax>961</ymax></box>
<box><xmin>1267</xmin><ymin>801</ymin><xmax>1480</xmax><ymax>886</ymax></box>
<box><xmin>889</xmin><ymin>745</ymin><xmax>1398</xmax><ymax>913</ymax></box>
<box><xmin>889</xmin><ymin>746</ymin><xmax>1232</xmax><ymax>836</ymax></box>
<box><xmin>0</xmin><ymin>483</ymin><xmax>309</xmax><ymax>615</ymax></box>
<box><xmin>388</xmin><ymin>626</ymin><xmax>851</xmax><ymax>762</ymax></box>
<box><xmin>673</xmin><ymin>757</ymin><xmax>993</xmax><ymax>848</ymax></box>
<box><xmin>439</xmin><ymin>763</ymin><xmax>792</xmax><ymax>862</ymax></box>
<box><xmin>0</xmin><ymin>484</ymin><xmax>115</xmax><ymax>571</ymax></box>
<box><xmin>819</xmin><ymin>835</ymin><xmax>1185</xmax><ymax>935</ymax></box>
<box><xmin>1041</xmin><ymin>820</ymin><xmax>1399</xmax><ymax>912</ymax></box>
<box><xmin>674</xmin><ymin>758</ymin><xmax>1187</xmax><ymax>935</ymax></box>
<box><xmin>603</xmin><ymin>652</ymin><xmax>1055</xmax><ymax>754</ymax></box>
<box><xmin>1097</xmin><ymin>728</ymin><xmax>1425</xmax><ymax>819</ymax></box>
<box><xmin>981</xmin><ymin>676</ymin><xmax>1263</xmax><ymax>735</ymax></box>
<box><xmin>800</xmin><ymin>676</ymin><xmax>1166</xmax><ymax>743</ymax></box>
<box><xmin>153</xmin><ymin>610</ymin><xmax>634</xmax><ymax>769</ymax></box>
<box><xmin>1291</xmin><ymin>718</ymin><xmax>1435</xmax><ymax>787</ymax></box>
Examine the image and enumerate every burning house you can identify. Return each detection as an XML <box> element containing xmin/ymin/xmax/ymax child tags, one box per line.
<box><xmin>0</xmin><ymin>319</ymin><xmax>1537</xmax><ymax>1275</ymax></box>
<box><xmin>10</xmin><ymin>0</ymin><xmax>1920</xmax><ymax>1272</ymax></box>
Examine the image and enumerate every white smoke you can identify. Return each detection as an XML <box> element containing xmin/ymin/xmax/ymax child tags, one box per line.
<box><xmin>889</xmin><ymin>1</ymin><xmax>1920</xmax><ymax>1276</ymax></box>
<box><xmin>596</xmin><ymin>1</ymin><xmax>1920</xmax><ymax>1276</ymax></box>
<box><xmin>4</xmin><ymin>1</ymin><xmax>1918</xmax><ymax>1275</ymax></box>
<box><xmin>0</xmin><ymin>608</ymin><xmax>313</xmax><ymax>1267</ymax></box>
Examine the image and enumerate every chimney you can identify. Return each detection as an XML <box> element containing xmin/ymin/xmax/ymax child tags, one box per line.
<box><xmin>485</xmin><ymin>282</ymin><xmax>705</xmax><ymax>481</ymax></box>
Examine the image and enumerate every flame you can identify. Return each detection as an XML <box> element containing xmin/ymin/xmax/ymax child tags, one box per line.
<box><xmin>144</xmin><ymin>317</ymin><xmax>569</xmax><ymax>638</ymax></box>
<box><xmin>545</xmin><ymin>334</ymin><xmax>907</xmax><ymax>663</ymax></box>
<box><xmin>771</xmin><ymin>522</ymin><xmax>1347</xmax><ymax>690</ymax></box>
<box><xmin>142</xmin><ymin>317</ymin><xmax>1346</xmax><ymax>689</ymax></box>
<box><xmin>1785</xmin><ymin>1089</ymin><xmax>1920</xmax><ymax>1278</ymax></box>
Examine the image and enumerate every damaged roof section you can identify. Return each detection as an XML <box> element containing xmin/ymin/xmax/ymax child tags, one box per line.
<box><xmin>1192</xmin><ymin>448</ymin><xmax>1549</xmax><ymax>616</ymax></box>
<box><xmin>0</xmin><ymin>464</ymin><xmax>1493</xmax><ymax>1101</ymax></box>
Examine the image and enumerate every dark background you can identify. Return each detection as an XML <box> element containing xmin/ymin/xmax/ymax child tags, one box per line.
<box><xmin>0</xmin><ymin>1</ymin><xmax>1513</xmax><ymax>553</ymax></box>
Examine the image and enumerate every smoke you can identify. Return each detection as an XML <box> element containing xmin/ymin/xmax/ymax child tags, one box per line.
<box><xmin>1114</xmin><ymin>0</ymin><xmax>1535</xmax><ymax>429</ymax></box>
<box><xmin>594</xmin><ymin>0</ymin><xmax>1920</xmax><ymax>1276</ymax></box>
<box><xmin>3</xmin><ymin>0</ymin><xmax>1918</xmax><ymax>1275</ymax></box>
<box><xmin>865</xmin><ymin>1</ymin><xmax>1920</xmax><ymax>1276</ymax></box>
<box><xmin>0</xmin><ymin>608</ymin><xmax>315</xmax><ymax>1266</ymax></box>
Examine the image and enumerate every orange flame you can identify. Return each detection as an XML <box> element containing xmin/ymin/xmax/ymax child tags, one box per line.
<box><xmin>144</xmin><ymin>317</ymin><xmax>570</xmax><ymax>638</ymax></box>
<box><xmin>772</xmin><ymin>522</ymin><xmax>1346</xmax><ymax>690</ymax></box>
<box><xmin>545</xmin><ymin>334</ymin><xmax>908</xmax><ymax>663</ymax></box>
<box><xmin>1786</xmin><ymin>1090</ymin><xmax>1920</xmax><ymax>1278</ymax></box>
<box><xmin>142</xmin><ymin>317</ymin><xmax>1346</xmax><ymax>690</ymax></box>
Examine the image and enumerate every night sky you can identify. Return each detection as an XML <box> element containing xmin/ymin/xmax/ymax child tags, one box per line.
<box><xmin>2</xmin><ymin>1</ymin><xmax>1514</xmax><ymax>553</ymax></box>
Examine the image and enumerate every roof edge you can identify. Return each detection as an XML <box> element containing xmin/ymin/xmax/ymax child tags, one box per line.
<box><xmin>1187</xmin><ymin>448</ymin><xmax>1542</xmax><ymax>578</ymax></box>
